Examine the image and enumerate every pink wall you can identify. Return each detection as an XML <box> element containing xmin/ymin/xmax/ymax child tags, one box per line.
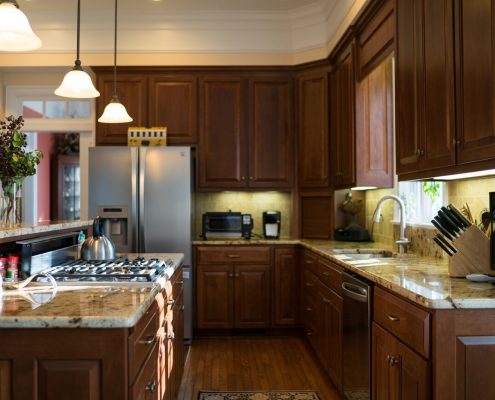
<box><xmin>36</xmin><ymin>133</ymin><xmax>57</xmax><ymax>223</ymax></box>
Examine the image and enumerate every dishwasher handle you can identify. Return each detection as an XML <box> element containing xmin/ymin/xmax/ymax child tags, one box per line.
<box><xmin>342</xmin><ymin>282</ymin><xmax>369</xmax><ymax>303</ymax></box>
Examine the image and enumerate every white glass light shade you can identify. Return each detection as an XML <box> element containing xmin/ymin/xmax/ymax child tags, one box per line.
<box><xmin>0</xmin><ymin>2</ymin><xmax>42</xmax><ymax>51</ymax></box>
<box><xmin>98</xmin><ymin>99</ymin><xmax>133</xmax><ymax>123</ymax></box>
<box><xmin>55</xmin><ymin>69</ymin><xmax>100</xmax><ymax>99</ymax></box>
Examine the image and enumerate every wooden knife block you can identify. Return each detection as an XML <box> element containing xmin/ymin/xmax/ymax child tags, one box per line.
<box><xmin>448</xmin><ymin>225</ymin><xmax>491</xmax><ymax>277</ymax></box>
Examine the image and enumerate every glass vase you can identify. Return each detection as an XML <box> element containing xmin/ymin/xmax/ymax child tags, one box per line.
<box><xmin>1</xmin><ymin>182</ymin><xmax>22</xmax><ymax>228</ymax></box>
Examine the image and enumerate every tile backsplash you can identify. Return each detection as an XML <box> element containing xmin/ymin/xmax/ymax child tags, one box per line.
<box><xmin>193</xmin><ymin>192</ymin><xmax>292</xmax><ymax>239</ymax></box>
<box><xmin>362</xmin><ymin>176</ymin><xmax>495</xmax><ymax>257</ymax></box>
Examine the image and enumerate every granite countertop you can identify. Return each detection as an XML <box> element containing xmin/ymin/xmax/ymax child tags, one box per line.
<box><xmin>192</xmin><ymin>238</ymin><xmax>495</xmax><ymax>310</ymax></box>
<box><xmin>0</xmin><ymin>253</ymin><xmax>184</xmax><ymax>329</ymax></box>
<box><xmin>0</xmin><ymin>220</ymin><xmax>92</xmax><ymax>241</ymax></box>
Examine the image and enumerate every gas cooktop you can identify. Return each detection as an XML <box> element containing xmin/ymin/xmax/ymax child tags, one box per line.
<box><xmin>38</xmin><ymin>257</ymin><xmax>174</xmax><ymax>284</ymax></box>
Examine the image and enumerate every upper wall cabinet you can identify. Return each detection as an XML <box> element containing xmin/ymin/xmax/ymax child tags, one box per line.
<box><xmin>395</xmin><ymin>0</ymin><xmax>456</xmax><ymax>176</ymax></box>
<box><xmin>198</xmin><ymin>76</ymin><xmax>247</xmax><ymax>189</ymax></box>
<box><xmin>330</xmin><ymin>42</ymin><xmax>356</xmax><ymax>189</ymax></box>
<box><xmin>197</xmin><ymin>74</ymin><xmax>294</xmax><ymax>191</ymax></box>
<box><xmin>297</xmin><ymin>68</ymin><xmax>331</xmax><ymax>189</ymax></box>
<box><xmin>148</xmin><ymin>75</ymin><xmax>198</xmax><ymax>144</ymax></box>
<box><xmin>95</xmin><ymin>74</ymin><xmax>147</xmax><ymax>146</ymax></box>
<box><xmin>454</xmin><ymin>0</ymin><xmax>495</xmax><ymax>165</ymax></box>
<box><xmin>94</xmin><ymin>70</ymin><xmax>198</xmax><ymax>146</ymax></box>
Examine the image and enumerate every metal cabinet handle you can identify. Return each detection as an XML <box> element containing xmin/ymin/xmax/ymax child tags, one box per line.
<box><xmin>306</xmin><ymin>306</ymin><xmax>313</xmax><ymax>311</ymax></box>
<box><xmin>249</xmin><ymin>176</ymin><xmax>253</xmax><ymax>180</ymax></box>
<box><xmin>305</xmin><ymin>260</ymin><xmax>314</xmax><ymax>264</ymax></box>
<box><xmin>387</xmin><ymin>314</ymin><xmax>400</xmax><ymax>322</ymax></box>
<box><xmin>139</xmin><ymin>335</ymin><xmax>157</xmax><ymax>345</ymax></box>
<box><xmin>453</xmin><ymin>139</ymin><xmax>461</xmax><ymax>146</ymax></box>
<box><xmin>306</xmin><ymin>330</ymin><xmax>312</xmax><ymax>336</ymax></box>
<box><xmin>387</xmin><ymin>355</ymin><xmax>399</xmax><ymax>366</ymax></box>
<box><xmin>168</xmin><ymin>299</ymin><xmax>176</xmax><ymax>306</ymax></box>
<box><xmin>177</xmin><ymin>280</ymin><xmax>184</xmax><ymax>285</ymax></box>
<box><xmin>235</xmin><ymin>273</ymin><xmax>240</xmax><ymax>278</ymax></box>
<box><xmin>305</xmin><ymin>282</ymin><xmax>312</xmax><ymax>287</ymax></box>
<box><xmin>145</xmin><ymin>380</ymin><xmax>157</xmax><ymax>393</ymax></box>
<box><xmin>322</xmin><ymin>298</ymin><xmax>330</xmax><ymax>304</ymax></box>
<box><xmin>322</xmin><ymin>272</ymin><xmax>330</xmax><ymax>277</ymax></box>
<box><xmin>167</xmin><ymin>332</ymin><xmax>175</xmax><ymax>341</ymax></box>
<box><xmin>228</xmin><ymin>254</ymin><xmax>241</xmax><ymax>259</ymax></box>
<box><xmin>229</xmin><ymin>273</ymin><xmax>234</xmax><ymax>278</ymax></box>
<box><xmin>241</xmin><ymin>176</ymin><xmax>246</xmax><ymax>181</ymax></box>
<box><xmin>180</xmin><ymin>305</ymin><xmax>185</xmax><ymax>312</ymax></box>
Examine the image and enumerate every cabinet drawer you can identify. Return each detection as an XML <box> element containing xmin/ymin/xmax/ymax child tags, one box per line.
<box><xmin>130</xmin><ymin>344</ymin><xmax>159</xmax><ymax>400</ymax></box>
<box><xmin>129</xmin><ymin>302</ymin><xmax>160</xmax><ymax>383</ymax></box>
<box><xmin>302</xmin><ymin>250</ymin><xmax>318</xmax><ymax>274</ymax></box>
<box><xmin>196</xmin><ymin>246</ymin><xmax>271</xmax><ymax>264</ymax></box>
<box><xmin>317</xmin><ymin>257</ymin><xmax>343</xmax><ymax>295</ymax></box>
<box><xmin>303</xmin><ymin>269</ymin><xmax>319</xmax><ymax>296</ymax></box>
<box><xmin>374</xmin><ymin>287</ymin><xmax>431</xmax><ymax>358</ymax></box>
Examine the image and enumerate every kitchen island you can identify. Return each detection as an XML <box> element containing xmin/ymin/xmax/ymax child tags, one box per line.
<box><xmin>0</xmin><ymin>253</ymin><xmax>185</xmax><ymax>400</ymax></box>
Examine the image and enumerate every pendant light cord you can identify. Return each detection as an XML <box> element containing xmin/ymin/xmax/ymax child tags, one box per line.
<box><xmin>75</xmin><ymin>0</ymin><xmax>81</xmax><ymax>69</ymax></box>
<box><xmin>113</xmin><ymin>0</ymin><xmax>118</xmax><ymax>97</ymax></box>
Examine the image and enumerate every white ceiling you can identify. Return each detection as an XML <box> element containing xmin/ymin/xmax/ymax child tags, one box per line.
<box><xmin>2</xmin><ymin>0</ymin><xmax>366</xmax><ymax>66</ymax></box>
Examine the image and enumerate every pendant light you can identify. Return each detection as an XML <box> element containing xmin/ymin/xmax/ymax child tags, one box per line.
<box><xmin>0</xmin><ymin>0</ymin><xmax>42</xmax><ymax>51</ymax></box>
<box><xmin>98</xmin><ymin>0</ymin><xmax>132</xmax><ymax>123</ymax></box>
<box><xmin>55</xmin><ymin>0</ymin><xmax>100</xmax><ymax>99</ymax></box>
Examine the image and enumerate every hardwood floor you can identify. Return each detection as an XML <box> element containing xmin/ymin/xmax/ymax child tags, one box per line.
<box><xmin>177</xmin><ymin>335</ymin><xmax>341</xmax><ymax>400</ymax></box>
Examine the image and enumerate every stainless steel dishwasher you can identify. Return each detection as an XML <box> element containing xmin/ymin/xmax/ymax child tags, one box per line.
<box><xmin>341</xmin><ymin>271</ymin><xmax>373</xmax><ymax>400</ymax></box>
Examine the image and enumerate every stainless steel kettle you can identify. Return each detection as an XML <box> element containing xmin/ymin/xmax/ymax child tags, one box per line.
<box><xmin>81</xmin><ymin>216</ymin><xmax>116</xmax><ymax>261</ymax></box>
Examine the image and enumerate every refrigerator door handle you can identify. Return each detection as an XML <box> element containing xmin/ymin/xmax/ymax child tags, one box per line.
<box><xmin>139</xmin><ymin>147</ymin><xmax>147</xmax><ymax>253</ymax></box>
<box><xmin>131</xmin><ymin>147</ymin><xmax>139</xmax><ymax>253</ymax></box>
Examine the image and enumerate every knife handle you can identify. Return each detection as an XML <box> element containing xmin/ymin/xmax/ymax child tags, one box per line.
<box><xmin>431</xmin><ymin>219</ymin><xmax>455</xmax><ymax>241</ymax></box>
<box><xmin>433</xmin><ymin>236</ymin><xmax>454</xmax><ymax>256</ymax></box>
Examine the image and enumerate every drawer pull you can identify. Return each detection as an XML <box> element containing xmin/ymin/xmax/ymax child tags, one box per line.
<box><xmin>139</xmin><ymin>335</ymin><xmax>158</xmax><ymax>345</ymax></box>
<box><xmin>167</xmin><ymin>299</ymin><xmax>176</xmax><ymax>306</ymax></box>
<box><xmin>306</xmin><ymin>306</ymin><xmax>313</xmax><ymax>312</ymax></box>
<box><xmin>177</xmin><ymin>280</ymin><xmax>184</xmax><ymax>285</ymax></box>
<box><xmin>145</xmin><ymin>380</ymin><xmax>157</xmax><ymax>393</ymax></box>
<box><xmin>180</xmin><ymin>305</ymin><xmax>185</xmax><ymax>312</ymax></box>
<box><xmin>322</xmin><ymin>272</ymin><xmax>330</xmax><ymax>277</ymax></box>
<box><xmin>167</xmin><ymin>332</ymin><xmax>175</xmax><ymax>341</ymax></box>
<box><xmin>322</xmin><ymin>298</ymin><xmax>330</xmax><ymax>304</ymax></box>
<box><xmin>387</xmin><ymin>355</ymin><xmax>399</xmax><ymax>366</ymax></box>
<box><xmin>305</xmin><ymin>260</ymin><xmax>314</xmax><ymax>264</ymax></box>
<box><xmin>228</xmin><ymin>254</ymin><xmax>241</xmax><ymax>259</ymax></box>
<box><xmin>229</xmin><ymin>273</ymin><xmax>234</xmax><ymax>278</ymax></box>
<box><xmin>305</xmin><ymin>282</ymin><xmax>312</xmax><ymax>287</ymax></box>
<box><xmin>387</xmin><ymin>314</ymin><xmax>400</xmax><ymax>322</ymax></box>
<box><xmin>306</xmin><ymin>330</ymin><xmax>312</xmax><ymax>336</ymax></box>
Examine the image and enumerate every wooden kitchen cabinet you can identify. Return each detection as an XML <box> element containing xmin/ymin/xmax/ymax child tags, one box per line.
<box><xmin>273</xmin><ymin>247</ymin><xmax>299</xmax><ymax>326</ymax></box>
<box><xmin>248</xmin><ymin>77</ymin><xmax>294</xmax><ymax>189</ymax></box>
<box><xmin>198</xmin><ymin>76</ymin><xmax>247</xmax><ymax>189</ymax></box>
<box><xmin>95</xmin><ymin>73</ymin><xmax>148</xmax><ymax>146</ymax></box>
<box><xmin>330</xmin><ymin>40</ymin><xmax>356</xmax><ymax>189</ymax></box>
<box><xmin>148</xmin><ymin>75</ymin><xmax>198</xmax><ymax>145</ymax></box>
<box><xmin>198</xmin><ymin>75</ymin><xmax>294</xmax><ymax>190</ymax></box>
<box><xmin>395</xmin><ymin>0</ymin><xmax>456</xmax><ymax>175</ymax></box>
<box><xmin>372</xmin><ymin>322</ymin><xmax>430</xmax><ymax>400</ymax></box>
<box><xmin>296</xmin><ymin>68</ymin><xmax>331</xmax><ymax>188</ymax></box>
<box><xmin>195</xmin><ymin>246</ymin><xmax>271</xmax><ymax>329</ymax></box>
<box><xmin>454</xmin><ymin>0</ymin><xmax>495</xmax><ymax>165</ymax></box>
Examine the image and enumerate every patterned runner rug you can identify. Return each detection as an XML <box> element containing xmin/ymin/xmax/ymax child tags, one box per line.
<box><xmin>198</xmin><ymin>391</ymin><xmax>321</xmax><ymax>400</ymax></box>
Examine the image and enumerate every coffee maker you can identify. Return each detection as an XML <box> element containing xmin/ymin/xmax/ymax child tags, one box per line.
<box><xmin>263</xmin><ymin>211</ymin><xmax>281</xmax><ymax>239</ymax></box>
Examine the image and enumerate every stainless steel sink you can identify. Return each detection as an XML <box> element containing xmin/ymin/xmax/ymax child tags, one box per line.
<box><xmin>329</xmin><ymin>249</ymin><xmax>394</xmax><ymax>265</ymax></box>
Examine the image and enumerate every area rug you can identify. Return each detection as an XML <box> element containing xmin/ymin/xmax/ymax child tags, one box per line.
<box><xmin>198</xmin><ymin>390</ymin><xmax>321</xmax><ymax>400</ymax></box>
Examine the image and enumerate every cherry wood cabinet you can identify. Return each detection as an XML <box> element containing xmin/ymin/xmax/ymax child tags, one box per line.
<box><xmin>95</xmin><ymin>73</ymin><xmax>148</xmax><ymax>146</ymax></box>
<box><xmin>248</xmin><ymin>77</ymin><xmax>293</xmax><ymax>189</ymax></box>
<box><xmin>395</xmin><ymin>0</ymin><xmax>456</xmax><ymax>176</ymax></box>
<box><xmin>330</xmin><ymin>41</ymin><xmax>356</xmax><ymax>189</ymax></box>
<box><xmin>148</xmin><ymin>75</ymin><xmax>198</xmax><ymax>144</ymax></box>
<box><xmin>198</xmin><ymin>76</ymin><xmax>247</xmax><ymax>189</ymax></box>
<box><xmin>454</xmin><ymin>0</ymin><xmax>495</xmax><ymax>165</ymax></box>
<box><xmin>296</xmin><ymin>68</ymin><xmax>330</xmax><ymax>188</ymax></box>
<box><xmin>372</xmin><ymin>322</ymin><xmax>430</xmax><ymax>400</ymax></box>
<box><xmin>273</xmin><ymin>247</ymin><xmax>299</xmax><ymax>327</ymax></box>
<box><xmin>198</xmin><ymin>75</ymin><xmax>293</xmax><ymax>190</ymax></box>
<box><xmin>195</xmin><ymin>246</ymin><xmax>271</xmax><ymax>329</ymax></box>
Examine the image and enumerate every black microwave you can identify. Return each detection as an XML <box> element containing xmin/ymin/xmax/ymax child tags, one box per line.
<box><xmin>202</xmin><ymin>212</ymin><xmax>253</xmax><ymax>240</ymax></box>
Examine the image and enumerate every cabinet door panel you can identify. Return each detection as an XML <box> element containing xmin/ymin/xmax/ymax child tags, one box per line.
<box><xmin>37</xmin><ymin>360</ymin><xmax>100</xmax><ymax>400</ymax></box>
<box><xmin>234</xmin><ymin>265</ymin><xmax>270</xmax><ymax>328</ymax></box>
<box><xmin>249</xmin><ymin>78</ymin><xmax>293</xmax><ymax>188</ymax></box>
<box><xmin>0</xmin><ymin>361</ymin><xmax>11</xmax><ymax>400</ymax></box>
<box><xmin>331</xmin><ymin>44</ymin><xmax>356</xmax><ymax>188</ymax></box>
<box><xmin>297</xmin><ymin>71</ymin><xmax>330</xmax><ymax>188</ymax></box>
<box><xmin>398</xmin><ymin>341</ymin><xmax>430</xmax><ymax>400</ymax></box>
<box><xmin>196</xmin><ymin>264</ymin><xmax>234</xmax><ymax>328</ymax></box>
<box><xmin>372</xmin><ymin>323</ymin><xmax>399</xmax><ymax>400</ymax></box>
<box><xmin>273</xmin><ymin>248</ymin><xmax>299</xmax><ymax>326</ymax></box>
<box><xmin>148</xmin><ymin>75</ymin><xmax>198</xmax><ymax>144</ymax></box>
<box><xmin>96</xmin><ymin>74</ymin><xmax>147</xmax><ymax>146</ymax></box>
<box><xmin>199</xmin><ymin>78</ymin><xmax>247</xmax><ymax>188</ymax></box>
<box><xmin>456</xmin><ymin>0</ymin><xmax>495</xmax><ymax>164</ymax></box>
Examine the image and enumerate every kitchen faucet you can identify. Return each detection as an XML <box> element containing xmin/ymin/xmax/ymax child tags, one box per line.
<box><xmin>372</xmin><ymin>194</ymin><xmax>410</xmax><ymax>253</ymax></box>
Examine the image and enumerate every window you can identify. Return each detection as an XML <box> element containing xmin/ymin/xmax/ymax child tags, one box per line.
<box><xmin>21</xmin><ymin>99</ymin><xmax>91</xmax><ymax>119</ymax></box>
<box><xmin>398</xmin><ymin>181</ymin><xmax>447</xmax><ymax>225</ymax></box>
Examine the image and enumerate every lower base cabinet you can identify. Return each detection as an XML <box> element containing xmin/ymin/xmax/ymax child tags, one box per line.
<box><xmin>372</xmin><ymin>322</ymin><xmax>430</xmax><ymax>400</ymax></box>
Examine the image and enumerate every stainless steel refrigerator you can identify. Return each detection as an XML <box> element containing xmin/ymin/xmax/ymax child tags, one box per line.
<box><xmin>88</xmin><ymin>146</ymin><xmax>193</xmax><ymax>343</ymax></box>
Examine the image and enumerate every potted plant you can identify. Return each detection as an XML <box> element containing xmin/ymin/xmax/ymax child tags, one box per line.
<box><xmin>0</xmin><ymin>115</ymin><xmax>43</xmax><ymax>227</ymax></box>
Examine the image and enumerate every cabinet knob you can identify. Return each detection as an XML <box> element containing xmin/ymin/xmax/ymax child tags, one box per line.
<box><xmin>306</xmin><ymin>330</ymin><xmax>313</xmax><ymax>336</ymax></box>
<box><xmin>305</xmin><ymin>282</ymin><xmax>312</xmax><ymax>287</ymax></box>
<box><xmin>387</xmin><ymin>355</ymin><xmax>399</xmax><ymax>366</ymax></box>
<box><xmin>168</xmin><ymin>299</ymin><xmax>176</xmax><ymax>307</ymax></box>
<box><xmin>167</xmin><ymin>332</ymin><xmax>175</xmax><ymax>341</ymax></box>
<box><xmin>241</xmin><ymin>176</ymin><xmax>246</xmax><ymax>181</ymax></box>
<box><xmin>145</xmin><ymin>380</ymin><xmax>157</xmax><ymax>393</ymax></box>
<box><xmin>249</xmin><ymin>176</ymin><xmax>253</xmax><ymax>180</ymax></box>
<box><xmin>228</xmin><ymin>273</ymin><xmax>234</xmax><ymax>278</ymax></box>
<box><xmin>235</xmin><ymin>273</ymin><xmax>240</xmax><ymax>278</ymax></box>
<box><xmin>414</xmin><ymin>148</ymin><xmax>424</xmax><ymax>158</ymax></box>
<box><xmin>453</xmin><ymin>139</ymin><xmax>461</xmax><ymax>146</ymax></box>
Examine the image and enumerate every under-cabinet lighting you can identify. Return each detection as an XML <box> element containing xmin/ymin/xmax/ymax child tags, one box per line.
<box><xmin>433</xmin><ymin>169</ymin><xmax>495</xmax><ymax>181</ymax></box>
<box><xmin>351</xmin><ymin>186</ymin><xmax>378</xmax><ymax>191</ymax></box>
